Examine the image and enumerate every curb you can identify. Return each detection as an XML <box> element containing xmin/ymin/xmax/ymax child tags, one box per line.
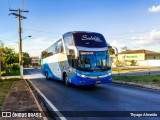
<box><xmin>26</xmin><ymin>79</ymin><xmax>66</xmax><ymax>120</ymax></box>
<box><xmin>25</xmin><ymin>79</ymin><xmax>48</xmax><ymax>120</ymax></box>
<box><xmin>26</xmin><ymin>79</ymin><xmax>54</xmax><ymax>120</ymax></box>
<box><xmin>112</xmin><ymin>80</ymin><xmax>160</xmax><ymax>90</ymax></box>
<box><xmin>34</xmin><ymin>67</ymin><xmax>41</xmax><ymax>72</ymax></box>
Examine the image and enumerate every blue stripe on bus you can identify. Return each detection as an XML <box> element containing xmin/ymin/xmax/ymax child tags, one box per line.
<box><xmin>42</xmin><ymin>63</ymin><xmax>61</xmax><ymax>80</ymax></box>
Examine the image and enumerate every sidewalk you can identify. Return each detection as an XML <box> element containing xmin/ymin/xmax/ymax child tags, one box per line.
<box><xmin>112</xmin><ymin>80</ymin><xmax>160</xmax><ymax>91</ymax></box>
<box><xmin>1</xmin><ymin>76</ymin><xmax>20</xmax><ymax>79</ymax></box>
<box><xmin>0</xmin><ymin>79</ymin><xmax>43</xmax><ymax>120</ymax></box>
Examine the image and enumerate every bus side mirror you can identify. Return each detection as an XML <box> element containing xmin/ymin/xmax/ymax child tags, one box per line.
<box><xmin>69</xmin><ymin>49</ymin><xmax>74</xmax><ymax>55</ymax></box>
<box><xmin>108</xmin><ymin>46</ymin><xmax>118</xmax><ymax>57</ymax></box>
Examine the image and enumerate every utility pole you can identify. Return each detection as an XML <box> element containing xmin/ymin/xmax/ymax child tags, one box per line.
<box><xmin>0</xmin><ymin>42</ymin><xmax>3</xmax><ymax>80</ymax></box>
<box><xmin>9</xmin><ymin>9</ymin><xmax>29</xmax><ymax>79</ymax></box>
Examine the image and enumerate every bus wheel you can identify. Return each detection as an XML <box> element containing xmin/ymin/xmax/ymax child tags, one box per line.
<box><xmin>46</xmin><ymin>71</ymin><xmax>50</xmax><ymax>80</ymax></box>
<box><xmin>64</xmin><ymin>74</ymin><xmax>70</xmax><ymax>86</ymax></box>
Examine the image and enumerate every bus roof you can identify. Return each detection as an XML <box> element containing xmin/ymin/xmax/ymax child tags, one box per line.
<box><xmin>63</xmin><ymin>31</ymin><xmax>102</xmax><ymax>36</ymax></box>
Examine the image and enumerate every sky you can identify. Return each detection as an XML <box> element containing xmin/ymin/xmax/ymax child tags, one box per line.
<box><xmin>0</xmin><ymin>0</ymin><xmax>160</xmax><ymax>56</ymax></box>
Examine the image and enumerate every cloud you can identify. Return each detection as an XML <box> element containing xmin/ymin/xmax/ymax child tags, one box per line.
<box><xmin>132</xmin><ymin>30</ymin><xmax>160</xmax><ymax>46</ymax></box>
<box><xmin>0</xmin><ymin>31</ymin><xmax>17</xmax><ymax>44</ymax></box>
<box><xmin>110</xmin><ymin>40</ymin><xmax>127</xmax><ymax>52</ymax></box>
<box><xmin>148</xmin><ymin>5</ymin><xmax>160</xmax><ymax>12</ymax></box>
<box><xmin>22</xmin><ymin>37</ymin><xmax>57</xmax><ymax>56</ymax></box>
<box><xmin>129</xmin><ymin>29</ymin><xmax>134</xmax><ymax>33</ymax></box>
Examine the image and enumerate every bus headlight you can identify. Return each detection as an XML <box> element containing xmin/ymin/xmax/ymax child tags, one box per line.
<box><xmin>76</xmin><ymin>73</ymin><xmax>87</xmax><ymax>78</ymax></box>
<box><xmin>99</xmin><ymin>72</ymin><xmax>112</xmax><ymax>78</ymax></box>
<box><xmin>81</xmin><ymin>74</ymin><xmax>87</xmax><ymax>78</ymax></box>
<box><xmin>75</xmin><ymin>72</ymin><xmax>111</xmax><ymax>79</ymax></box>
<box><xmin>107</xmin><ymin>72</ymin><xmax>112</xmax><ymax>76</ymax></box>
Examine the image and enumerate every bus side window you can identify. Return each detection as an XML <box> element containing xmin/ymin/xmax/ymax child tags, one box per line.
<box><xmin>59</xmin><ymin>44</ymin><xmax>64</xmax><ymax>53</ymax></box>
<box><xmin>55</xmin><ymin>46</ymin><xmax>58</xmax><ymax>54</ymax></box>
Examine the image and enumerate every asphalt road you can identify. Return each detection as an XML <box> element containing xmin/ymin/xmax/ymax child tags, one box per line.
<box><xmin>24</xmin><ymin>68</ymin><xmax>160</xmax><ymax>120</ymax></box>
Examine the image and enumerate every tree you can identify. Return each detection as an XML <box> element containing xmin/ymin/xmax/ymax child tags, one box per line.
<box><xmin>23</xmin><ymin>52</ymin><xmax>32</xmax><ymax>66</ymax></box>
<box><xmin>1</xmin><ymin>46</ymin><xmax>31</xmax><ymax>72</ymax></box>
<box><xmin>121</xmin><ymin>46</ymin><xmax>130</xmax><ymax>51</ymax></box>
<box><xmin>1</xmin><ymin>47</ymin><xmax>19</xmax><ymax>71</ymax></box>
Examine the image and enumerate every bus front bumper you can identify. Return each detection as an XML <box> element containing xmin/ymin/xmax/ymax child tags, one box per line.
<box><xmin>70</xmin><ymin>73</ymin><xmax>112</xmax><ymax>86</ymax></box>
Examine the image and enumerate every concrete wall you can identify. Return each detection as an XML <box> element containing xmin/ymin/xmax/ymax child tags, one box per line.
<box><xmin>146</xmin><ymin>54</ymin><xmax>160</xmax><ymax>60</ymax></box>
<box><xmin>138</xmin><ymin>60</ymin><xmax>160</xmax><ymax>66</ymax></box>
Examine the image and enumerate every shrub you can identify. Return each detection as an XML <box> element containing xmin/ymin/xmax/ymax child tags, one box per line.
<box><xmin>1</xmin><ymin>70</ymin><xmax>20</xmax><ymax>76</ymax></box>
<box><xmin>11</xmin><ymin>63</ymin><xmax>19</xmax><ymax>71</ymax></box>
<box><xmin>130</xmin><ymin>60</ymin><xmax>137</xmax><ymax>66</ymax></box>
<box><xmin>115</xmin><ymin>59</ymin><xmax>125</xmax><ymax>67</ymax></box>
<box><xmin>1</xmin><ymin>71</ymin><xmax>7</xmax><ymax>76</ymax></box>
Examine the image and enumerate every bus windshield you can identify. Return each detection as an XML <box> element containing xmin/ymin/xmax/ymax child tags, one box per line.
<box><xmin>78</xmin><ymin>51</ymin><xmax>110</xmax><ymax>71</ymax></box>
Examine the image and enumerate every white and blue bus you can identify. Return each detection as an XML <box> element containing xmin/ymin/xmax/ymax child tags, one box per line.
<box><xmin>41</xmin><ymin>31</ymin><xmax>117</xmax><ymax>86</ymax></box>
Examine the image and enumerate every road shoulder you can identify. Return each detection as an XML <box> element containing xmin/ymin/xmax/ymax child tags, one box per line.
<box><xmin>113</xmin><ymin>80</ymin><xmax>160</xmax><ymax>90</ymax></box>
<box><xmin>1</xmin><ymin>79</ymin><xmax>43</xmax><ymax>120</ymax></box>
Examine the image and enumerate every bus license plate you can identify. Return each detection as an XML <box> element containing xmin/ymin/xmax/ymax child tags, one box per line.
<box><xmin>96</xmin><ymin>80</ymin><xmax>101</xmax><ymax>83</ymax></box>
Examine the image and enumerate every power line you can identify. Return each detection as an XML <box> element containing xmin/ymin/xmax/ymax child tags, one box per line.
<box><xmin>22</xmin><ymin>0</ymin><xmax>24</xmax><ymax>11</ymax></box>
<box><xmin>106</xmin><ymin>37</ymin><xmax>147</xmax><ymax>40</ymax></box>
<box><xmin>0</xmin><ymin>36</ymin><xmax>15</xmax><ymax>43</ymax></box>
<box><xmin>23</xmin><ymin>28</ymin><xmax>61</xmax><ymax>35</ymax></box>
<box><xmin>106</xmin><ymin>37</ymin><xmax>160</xmax><ymax>41</ymax></box>
<box><xmin>7</xmin><ymin>0</ymin><xmax>11</xmax><ymax>10</ymax></box>
<box><xmin>25</xmin><ymin>28</ymin><xmax>159</xmax><ymax>37</ymax></box>
<box><xmin>106</xmin><ymin>30</ymin><xmax>160</xmax><ymax>36</ymax></box>
<box><xmin>21</xmin><ymin>0</ymin><xmax>25</xmax><ymax>35</ymax></box>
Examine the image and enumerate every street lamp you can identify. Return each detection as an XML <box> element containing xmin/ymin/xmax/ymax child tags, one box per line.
<box><xmin>19</xmin><ymin>35</ymin><xmax>32</xmax><ymax>79</ymax></box>
<box><xmin>23</xmin><ymin>35</ymin><xmax>32</xmax><ymax>40</ymax></box>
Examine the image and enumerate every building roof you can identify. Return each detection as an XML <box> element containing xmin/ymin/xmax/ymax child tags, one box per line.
<box><xmin>31</xmin><ymin>56</ymin><xmax>39</xmax><ymax>59</ymax></box>
<box><xmin>118</xmin><ymin>49</ymin><xmax>160</xmax><ymax>55</ymax></box>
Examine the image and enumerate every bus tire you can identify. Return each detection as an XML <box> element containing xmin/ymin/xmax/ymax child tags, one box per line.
<box><xmin>46</xmin><ymin>71</ymin><xmax>50</xmax><ymax>80</ymax></box>
<box><xmin>64</xmin><ymin>74</ymin><xmax>70</xmax><ymax>86</ymax></box>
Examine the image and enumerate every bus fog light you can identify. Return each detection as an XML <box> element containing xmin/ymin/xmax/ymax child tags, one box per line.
<box><xmin>80</xmin><ymin>80</ymin><xmax>86</xmax><ymax>83</ymax></box>
<box><xmin>96</xmin><ymin>80</ymin><xmax>101</xmax><ymax>83</ymax></box>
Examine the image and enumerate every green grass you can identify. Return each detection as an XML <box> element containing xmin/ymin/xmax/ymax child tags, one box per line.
<box><xmin>113</xmin><ymin>75</ymin><xmax>160</xmax><ymax>84</ymax></box>
<box><xmin>112</xmin><ymin>69</ymin><xmax>135</xmax><ymax>73</ymax></box>
<box><xmin>0</xmin><ymin>78</ymin><xmax>19</xmax><ymax>110</ymax></box>
<box><xmin>112</xmin><ymin>68</ymin><xmax>139</xmax><ymax>73</ymax></box>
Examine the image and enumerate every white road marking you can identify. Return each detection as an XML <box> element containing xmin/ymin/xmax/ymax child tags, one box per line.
<box><xmin>27</xmin><ymin>79</ymin><xmax>67</xmax><ymax>120</ymax></box>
